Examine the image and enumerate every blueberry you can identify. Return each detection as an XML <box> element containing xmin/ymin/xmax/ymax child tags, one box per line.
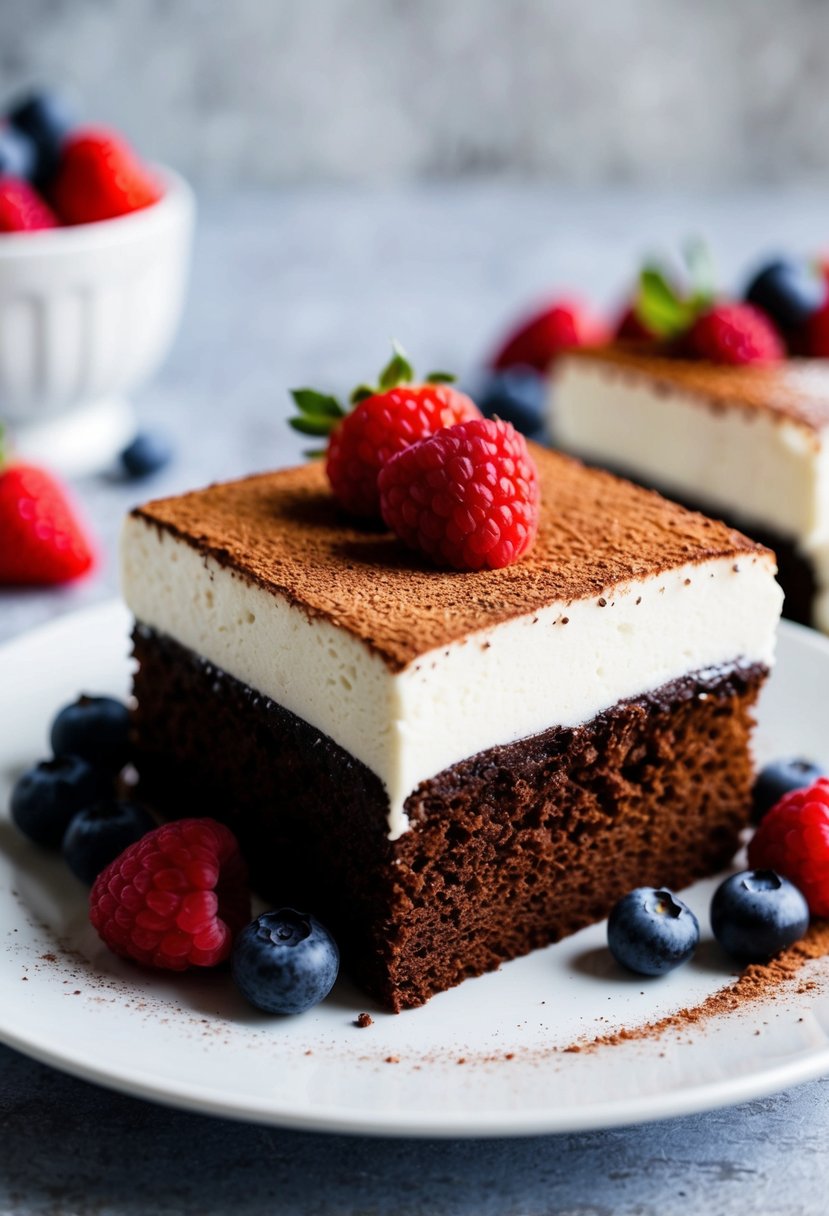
<box><xmin>8</xmin><ymin>90</ymin><xmax>74</xmax><ymax>185</ymax></box>
<box><xmin>10</xmin><ymin>757</ymin><xmax>111</xmax><ymax>849</ymax></box>
<box><xmin>61</xmin><ymin>799</ymin><xmax>155</xmax><ymax>885</ymax></box>
<box><xmin>752</xmin><ymin>757</ymin><xmax>826</xmax><ymax>824</ymax></box>
<box><xmin>744</xmin><ymin>258</ymin><xmax>825</xmax><ymax>331</ymax></box>
<box><xmin>50</xmin><ymin>695</ymin><xmax>131</xmax><ymax>772</ymax></box>
<box><xmin>119</xmin><ymin>430</ymin><xmax>174</xmax><ymax>480</ymax></box>
<box><xmin>711</xmin><ymin>869</ymin><xmax>809</xmax><ymax>963</ymax></box>
<box><xmin>475</xmin><ymin>368</ymin><xmax>546</xmax><ymax>438</ymax></box>
<box><xmin>0</xmin><ymin>124</ymin><xmax>37</xmax><ymax>181</ymax></box>
<box><xmin>232</xmin><ymin>908</ymin><xmax>340</xmax><ymax>1014</ymax></box>
<box><xmin>607</xmin><ymin>887</ymin><xmax>700</xmax><ymax>977</ymax></box>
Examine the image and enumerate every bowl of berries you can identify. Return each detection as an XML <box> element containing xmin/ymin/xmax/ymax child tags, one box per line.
<box><xmin>0</xmin><ymin>91</ymin><xmax>194</xmax><ymax>476</ymax></box>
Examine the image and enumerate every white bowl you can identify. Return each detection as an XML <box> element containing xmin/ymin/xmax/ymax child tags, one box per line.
<box><xmin>0</xmin><ymin>167</ymin><xmax>195</xmax><ymax>476</ymax></box>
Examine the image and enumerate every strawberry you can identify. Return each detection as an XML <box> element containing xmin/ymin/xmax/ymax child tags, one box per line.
<box><xmin>378</xmin><ymin>417</ymin><xmax>540</xmax><ymax>571</ymax></box>
<box><xmin>51</xmin><ymin>128</ymin><xmax>162</xmax><ymax>225</ymax></box>
<box><xmin>0</xmin><ymin>176</ymin><xmax>58</xmax><ymax>232</ymax></box>
<box><xmin>289</xmin><ymin>344</ymin><xmax>480</xmax><ymax>518</ymax></box>
<box><xmin>490</xmin><ymin>298</ymin><xmax>605</xmax><ymax>373</ymax></box>
<box><xmin>0</xmin><ymin>437</ymin><xmax>95</xmax><ymax>584</ymax></box>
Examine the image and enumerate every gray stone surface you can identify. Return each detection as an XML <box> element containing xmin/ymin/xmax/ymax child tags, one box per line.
<box><xmin>0</xmin><ymin>1042</ymin><xmax>827</xmax><ymax>1216</ymax></box>
<box><xmin>3</xmin><ymin>185</ymin><xmax>829</xmax><ymax>1211</ymax></box>
<box><xmin>2</xmin><ymin>0</ymin><xmax>829</xmax><ymax>187</ymax></box>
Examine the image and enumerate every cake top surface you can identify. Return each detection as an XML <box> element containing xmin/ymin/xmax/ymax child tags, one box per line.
<box><xmin>131</xmin><ymin>446</ymin><xmax>769</xmax><ymax>670</ymax></box>
<box><xmin>565</xmin><ymin>345</ymin><xmax>829</xmax><ymax>434</ymax></box>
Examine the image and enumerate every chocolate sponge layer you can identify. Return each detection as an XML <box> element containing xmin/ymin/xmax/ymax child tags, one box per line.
<box><xmin>131</xmin><ymin>626</ymin><xmax>766</xmax><ymax>1011</ymax></box>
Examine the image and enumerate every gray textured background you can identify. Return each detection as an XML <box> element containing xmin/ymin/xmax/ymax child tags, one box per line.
<box><xmin>2</xmin><ymin>0</ymin><xmax>828</xmax><ymax>186</ymax></box>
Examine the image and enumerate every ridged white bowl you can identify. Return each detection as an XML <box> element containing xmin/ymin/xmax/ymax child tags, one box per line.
<box><xmin>0</xmin><ymin>168</ymin><xmax>195</xmax><ymax>475</ymax></box>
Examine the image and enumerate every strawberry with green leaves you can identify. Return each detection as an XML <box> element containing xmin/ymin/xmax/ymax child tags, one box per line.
<box><xmin>289</xmin><ymin>344</ymin><xmax>480</xmax><ymax>518</ymax></box>
<box><xmin>0</xmin><ymin>431</ymin><xmax>95</xmax><ymax>585</ymax></box>
<box><xmin>623</xmin><ymin>241</ymin><xmax>783</xmax><ymax>365</ymax></box>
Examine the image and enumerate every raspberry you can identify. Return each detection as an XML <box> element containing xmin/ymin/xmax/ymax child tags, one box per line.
<box><xmin>747</xmin><ymin>778</ymin><xmax>829</xmax><ymax>916</ymax></box>
<box><xmin>491</xmin><ymin>298</ymin><xmax>605</xmax><ymax>373</ymax></box>
<box><xmin>51</xmin><ymin>128</ymin><xmax>162</xmax><ymax>225</ymax></box>
<box><xmin>378</xmin><ymin>417</ymin><xmax>540</xmax><ymax>571</ymax></box>
<box><xmin>326</xmin><ymin>384</ymin><xmax>480</xmax><ymax>517</ymax></box>
<box><xmin>89</xmin><ymin>818</ymin><xmax>251</xmax><ymax>970</ymax></box>
<box><xmin>686</xmin><ymin>303</ymin><xmax>784</xmax><ymax>366</ymax></box>
<box><xmin>0</xmin><ymin>176</ymin><xmax>57</xmax><ymax>232</ymax></box>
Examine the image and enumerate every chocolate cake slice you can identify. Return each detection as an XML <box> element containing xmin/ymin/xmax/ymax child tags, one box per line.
<box><xmin>552</xmin><ymin>345</ymin><xmax>829</xmax><ymax>628</ymax></box>
<box><xmin>122</xmin><ymin>448</ymin><xmax>782</xmax><ymax>1011</ymax></box>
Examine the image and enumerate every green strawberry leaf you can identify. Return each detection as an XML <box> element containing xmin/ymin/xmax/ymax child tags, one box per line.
<box><xmin>289</xmin><ymin>415</ymin><xmax>337</xmax><ymax>437</ymax></box>
<box><xmin>287</xmin><ymin>343</ymin><xmax>459</xmax><ymax>463</ymax></box>
<box><xmin>377</xmin><ymin>341</ymin><xmax>414</xmax><ymax>390</ymax></box>
<box><xmin>289</xmin><ymin>389</ymin><xmax>344</xmax><ymax>419</ymax></box>
<box><xmin>349</xmin><ymin>384</ymin><xmax>377</xmax><ymax>405</ymax></box>
<box><xmin>303</xmin><ymin>447</ymin><xmax>326</xmax><ymax>460</ymax></box>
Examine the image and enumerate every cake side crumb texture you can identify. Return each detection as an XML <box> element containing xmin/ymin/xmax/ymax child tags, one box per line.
<box><xmin>131</xmin><ymin>446</ymin><xmax>768</xmax><ymax>671</ymax></box>
<box><xmin>132</xmin><ymin>627</ymin><xmax>765</xmax><ymax>1011</ymax></box>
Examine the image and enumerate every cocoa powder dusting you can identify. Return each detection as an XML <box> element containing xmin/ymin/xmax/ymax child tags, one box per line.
<box><xmin>576</xmin><ymin>920</ymin><xmax>829</xmax><ymax>1052</ymax></box>
<box><xmin>133</xmin><ymin>449</ymin><xmax>765</xmax><ymax>673</ymax></box>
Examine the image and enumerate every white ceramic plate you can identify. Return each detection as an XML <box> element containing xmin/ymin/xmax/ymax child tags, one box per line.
<box><xmin>2</xmin><ymin>601</ymin><xmax>829</xmax><ymax>1137</ymax></box>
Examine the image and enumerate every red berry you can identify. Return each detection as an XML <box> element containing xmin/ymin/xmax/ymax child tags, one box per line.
<box><xmin>748</xmin><ymin>778</ymin><xmax>829</xmax><ymax>916</ymax></box>
<box><xmin>806</xmin><ymin>298</ymin><xmax>829</xmax><ymax>357</ymax></box>
<box><xmin>0</xmin><ymin>462</ymin><xmax>95</xmax><ymax>585</ymax></box>
<box><xmin>378</xmin><ymin>417</ymin><xmax>540</xmax><ymax>571</ymax></box>
<box><xmin>0</xmin><ymin>176</ymin><xmax>58</xmax><ymax>232</ymax></box>
<box><xmin>89</xmin><ymin>818</ymin><xmax>251</xmax><ymax>970</ymax></box>
<box><xmin>491</xmin><ymin>299</ymin><xmax>606</xmax><ymax>373</ymax></box>
<box><xmin>614</xmin><ymin>303</ymin><xmax>655</xmax><ymax>342</ymax></box>
<box><xmin>326</xmin><ymin>383</ymin><xmax>480</xmax><ymax>518</ymax></box>
<box><xmin>51</xmin><ymin>128</ymin><xmax>162</xmax><ymax>225</ymax></box>
<box><xmin>687</xmin><ymin>303</ymin><xmax>784</xmax><ymax>366</ymax></box>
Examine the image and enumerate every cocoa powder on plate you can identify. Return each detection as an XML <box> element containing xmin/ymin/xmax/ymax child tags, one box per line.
<box><xmin>576</xmin><ymin>920</ymin><xmax>829</xmax><ymax>1051</ymax></box>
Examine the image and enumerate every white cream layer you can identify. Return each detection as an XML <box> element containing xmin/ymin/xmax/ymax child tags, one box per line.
<box><xmin>552</xmin><ymin>357</ymin><xmax>829</xmax><ymax>633</ymax></box>
<box><xmin>122</xmin><ymin>514</ymin><xmax>782</xmax><ymax>840</ymax></box>
<box><xmin>552</xmin><ymin>359</ymin><xmax>829</xmax><ymax>547</ymax></box>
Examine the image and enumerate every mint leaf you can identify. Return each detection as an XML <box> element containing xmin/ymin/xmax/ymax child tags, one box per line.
<box><xmin>636</xmin><ymin>267</ymin><xmax>692</xmax><ymax>338</ymax></box>
<box><xmin>377</xmin><ymin>341</ymin><xmax>414</xmax><ymax>390</ymax></box>
<box><xmin>425</xmin><ymin>370</ymin><xmax>456</xmax><ymax>384</ymax></box>
<box><xmin>290</xmin><ymin>389</ymin><xmax>344</xmax><ymax>419</ymax></box>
